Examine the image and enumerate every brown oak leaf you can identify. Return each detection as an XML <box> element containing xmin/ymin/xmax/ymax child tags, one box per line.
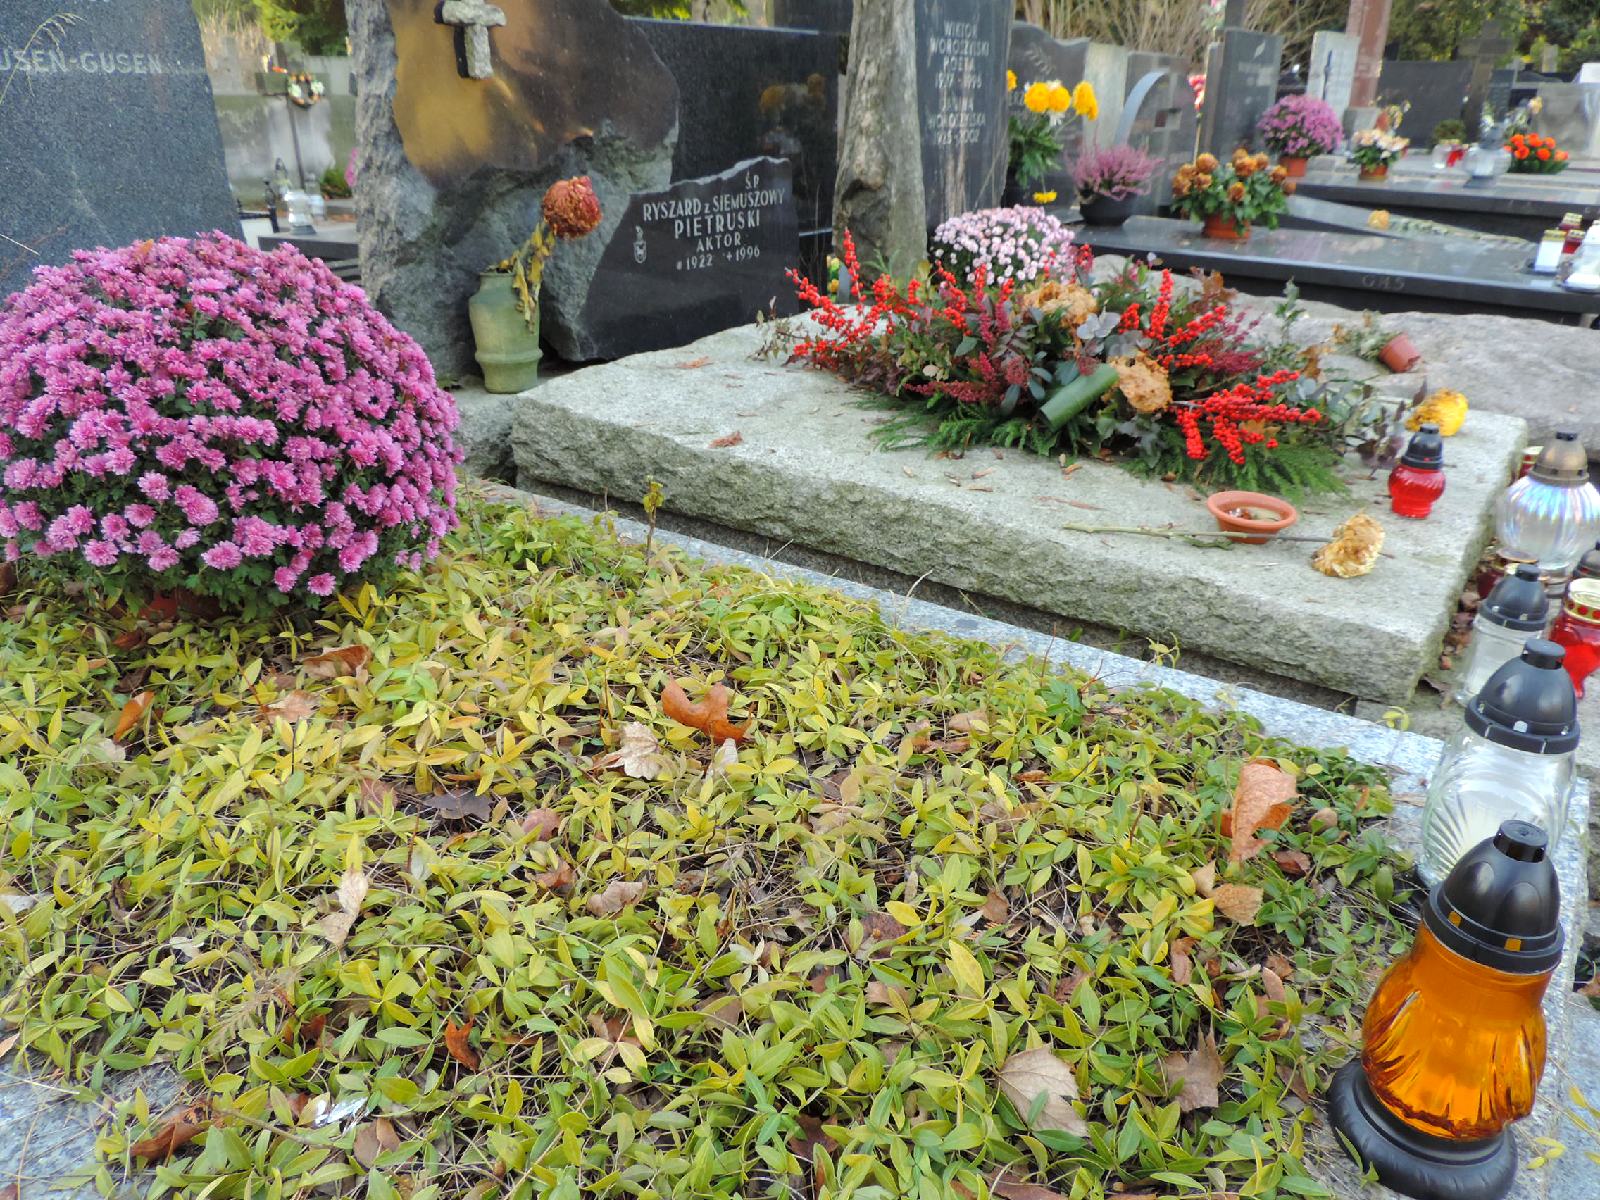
<box><xmin>662</xmin><ymin>679</ymin><xmax>750</xmax><ymax>743</ymax></box>
<box><xmin>1226</xmin><ymin>760</ymin><xmax>1297</xmax><ymax>863</ymax></box>
<box><xmin>1272</xmin><ymin>849</ymin><xmax>1312</xmax><ymax>877</ymax></box>
<box><xmin>520</xmin><ymin>808</ymin><xmax>561</xmax><ymax>840</ymax></box>
<box><xmin>534</xmin><ymin>860</ymin><xmax>576</xmax><ymax>891</ymax></box>
<box><xmin>595</xmin><ymin>721</ymin><xmax>667</xmax><ymax>779</ymax></box>
<box><xmin>980</xmin><ymin>889</ymin><xmax>1010</xmax><ymax>924</ymax></box>
<box><xmin>259</xmin><ymin>691</ymin><xmax>318</xmax><ymax>723</ymax></box>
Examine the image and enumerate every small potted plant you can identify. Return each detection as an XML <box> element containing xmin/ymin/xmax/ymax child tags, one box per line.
<box><xmin>1333</xmin><ymin>311</ymin><xmax>1422</xmax><ymax>373</ymax></box>
<box><xmin>1507</xmin><ymin>132</ymin><xmax>1570</xmax><ymax>174</ymax></box>
<box><xmin>1004</xmin><ymin>73</ymin><xmax>1098</xmax><ymax>204</ymax></box>
<box><xmin>1170</xmin><ymin>149</ymin><xmax>1291</xmax><ymax>240</ymax></box>
<box><xmin>1348</xmin><ymin>129</ymin><xmax>1409</xmax><ymax>181</ymax></box>
<box><xmin>1256</xmin><ymin>94</ymin><xmax>1342</xmax><ymax>177</ymax></box>
<box><xmin>469</xmin><ymin>175</ymin><xmax>601</xmax><ymax>394</ymax></box>
<box><xmin>1071</xmin><ymin>142</ymin><xmax>1158</xmax><ymax>225</ymax></box>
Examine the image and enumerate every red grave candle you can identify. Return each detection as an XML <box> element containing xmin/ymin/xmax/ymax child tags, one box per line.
<box><xmin>1549</xmin><ymin>578</ymin><xmax>1600</xmax><ymax>698</ymax></box>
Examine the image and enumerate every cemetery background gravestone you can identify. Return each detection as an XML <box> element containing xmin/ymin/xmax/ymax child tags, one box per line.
<box><xmin>916</xmin><ymin>0</ymin><xmax>1011</xmax><ymax>229</ymax></box>
<box><xmin>0</xmin><ymin>0</ymin><xmax>240</xmax><ymax>298</ymax></box>
<box><xmin>1006</xmin><ymin>23</ymin><xmax>1091</xmax><ymax>170</ymax></box>
<box><xmin>1376</xmin><ymin>60</ymin><xmax>1472</xmax><ymax>147</ymax></box>
<box><xmin>1460</xmin><ymin>20</ymin><xmax>1516</xmax><ymax>134</ymax></box>
<box><xmin>1200</xmin><ymin>26</ymin><xmax>1285</xmax><ymax>156</ymax></box>
<box><xmin>1113</xmin><ymin>56</ymin><xmax>1198</xmax><ymax>217</ymax></box>
<box><xmin>1307</xmin><ymin>30</ymin><xmax>1358</xmax><ymax>123</ymax></box>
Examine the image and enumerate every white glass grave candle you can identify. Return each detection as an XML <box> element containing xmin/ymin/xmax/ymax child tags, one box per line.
<box><xmin>1453</xmin><ymin>564</ymin><xmax>1549</xmax><ymax>705</ymax></box>
<box><xmin>1494</xmin><ymin>432</ymin><xmax>1600</xmax><ymax>574</ymax></box>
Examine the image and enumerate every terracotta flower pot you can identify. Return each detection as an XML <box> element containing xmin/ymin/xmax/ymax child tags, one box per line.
<box><xmin>1358</xmin><ymin>164</ymin><xmax>1389</xmax><ymax>182</ymax></box>
<box><xmin>1379</xmin><ymin>332</ymin><xmax>1422</xmax><ymax>373</ymax></box>
<box><xmin>1278</xmin><ymin>155</ymin><xmax>1309</xmax><ymax>178</ymax></box>
<box><xmin>1201</xmin><ymin>213</ymin><xmax>1250</xmax><ymax>240</ymax></box>
<box><xmin>1205</xmin><ymin>490</ymin><xmax>1299</xmax><ymax>545</ymax></box>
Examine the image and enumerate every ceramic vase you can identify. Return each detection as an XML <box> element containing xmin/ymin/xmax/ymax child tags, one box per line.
<box><xmin>469</xmin><ymin>271</ymin><xmax>542</xmax><ymax>394</ymax></box>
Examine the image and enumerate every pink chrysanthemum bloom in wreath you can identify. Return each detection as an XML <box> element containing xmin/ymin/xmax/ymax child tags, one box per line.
<box><xmin>0</xmin><ymin>232</ymin><xmax>461</xmax><ymax>607</ymax></box>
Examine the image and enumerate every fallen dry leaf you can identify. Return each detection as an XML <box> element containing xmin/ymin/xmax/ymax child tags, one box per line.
<box><xmin>585</xmin><ymin>879</ymin><xmax>645</xmax><ymax>917</ymax></box>
<box><xmin>260</xmin><ymin>691</ymin><xmax>318</xmax><ymax>723</ymax></box>
<box><xmin>861</xmin><ymin>911</ymin><xmax>907</xmax><ymax>945</ymax></box>
<box><xmin>1272</xmin><ymin>849</ymin><xmax>1312</xmax><ymax>877</ymax></box>
<box><xmin>1161</xmin><ymin>1032</ymin><xmax>1224</xmax><ymax>1111</ymax></box>
<box><xmin>709</xmin><ymin>431</ymin><xmax>744</xmax><ymax>448</ymax></box>
<box><xmin>1212</xmin><ymin>883</ymin><xmax>1263</xmax><ymax>925</ymax></box>
<box><xmin>1169</xmin><ymin>936</ymin><xmax>1196</xmax><ymax>986</ymax></box>
<box><xmin>0</xmin><ymin>1182</ymin><xmax>13</xmax><ymax>1200</ymax></box>
<box><xmin>352</xmin><ymin>1116</ymin><xmax>401</xmax><ymax>1168</ymax></box>
<box><xmin>0</xmin><ymin>562</ymin><xmax>13</xmax><ymax>597</ymax></box>
<box><xmin>295</xmin><ymin>1012</ymin><xmax>327</xmax><ymax>1049</ymax></box>
<box><xmin>696</xmin><ymin>995</ymin><xmax>743</xmax><ymax>1026</ymax></box>
<box><xmin>1265</xmin><ymin>952</ymin><xmax>1294</xmax><ymax>979</ymax></box>
<box><xmin>1226</xmin><ymin>760</ymin><xmax>1297</xmax><ymax>863</ymax></box>
<box><xmin>315</xmin><ymin>864</ymin><xmax>370</xmax><ymax>947</ymax></box>
<box><xmin>520</xmin><ymin>808</ymin><xmax>561</xmax><ymax>840</ymax></box>
<box><xmin>948</xmin><ymin>709</ymin><xmax>989</xmax><ymax>734</ymax></box>
<box><xmin>787</xmin><ymin>1113</ymin><xmax>837</xmax><ymax>1195</ymax></box>
<box><xmin>705</xmin><ymin>737</ymin><xmax>738</xmax><ymax>782</ymax></box>
<box><xmin>304</xmin><ymin>644</ymin><xmax>371</xmax><ymax>680</ymax></box>
<box><xmin>0</xmin><ymin>1031</ymin><xmax>17</xmax><ymax>1060</ymax></box>
<box><xmin>534</xmin><ymin>860</ymin><xmax>576</xmax><ymax>891</ymax></box>
<box><xmin>358</xmin><ymin>778</ymin><xmax>394</xmax><ymax>815</ymax></box>
<box><xmin>662</xmin><ymin>679</ymin><xmax>750</xmax><ymax>743</ymax></box>
<box><xmin>112</xmin><ymin>690</ymin><xmax>154</xmax><ymax>741</ymax></box>
<box><xmin>980</xmin><ymin>889</ymin><xmax>1010</xmax><ymax>925</ymax></box>
<box><xmin>1310</xmin><ymin>806</ymin><xmax>1339</xmax><ymax>830</ymax></box>
<box><xmin>864</xmin><ymin>981</ymin><xmax>909</xmax><ymax>1007</ymax></box>
<box><xmin>991</xmin><ymin>1180</ymin><xmax>1071</xmax><ymax>1200</ymax></box>
<box><xmin>1190</xmin><ymin>862</ymin><xmax>1217</xmax><ymax>897</ymax></box>
<box><xmin>676</xmin><ymin>356</ymin><xmax>712</xmax><ymax>369</ymax></box>
<box><xmin>130</xmin><ymin>1107</ymin><xmax>210</xmax><ymax>1162</ymax></box>
<box><xmin>1260</xmin><ymin>967</ymin><xmax>1287</xmax><ymax>1005</ymax></box>
<box><xmin>444</xmin><ymin>1019</ymin><xmax>480</xmax><ymax>1071</ymax></box>
<box><xmin>596</xmin><ymin>721</ymin><xmax>667</xmax><ymax>779</ymax></box>
<box><xmin>423</xmin><ymin>790</ymin><xmax>493</xmax><ymax>821</ymax></box>
<box><xmin>997</xmin><ymin>1046</ymin><xmax>1089</xmax><ymax>1136</ymax></box>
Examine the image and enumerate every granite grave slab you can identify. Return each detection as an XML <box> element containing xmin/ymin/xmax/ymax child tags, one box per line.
<box><xmin>1081</xmin><ymin>216</ymin><xmax>1597</xmax><ymax>321</ymax></box>
<box><xmin>0</xmin><ymin>0</ymin><xmax>241</xmax><ymax>298</ymax></box>
<box><xmin>1294</xmin><ymin>167</ymin><xmax>1600</xmax><ymax>240</ymax></box>
<box><xmin>916</xmin><ymin>0</ymin><xmax>1011</xmax><ymax>228</ymax></box>
<box><xmin>574</xmin><ymin>156</ymin><xmax>798</xmax><ymax>360</ymax></box>
<box><xmin>1200</xmin><ymin>27</ymin><xmax>1284</xmax><ymax>156</ymax></box>
<box><xmin>632</xmin><ymin>19</ymin><xmax>838</xmax><ymax>237</ymax></box>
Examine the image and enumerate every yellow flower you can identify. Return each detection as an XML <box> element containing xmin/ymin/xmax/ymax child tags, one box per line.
<box><xmin>1023</xmin><ymin>81</ymin><xmax>1052</xmax><ymax>114</ymax></box>
<box><xmin>1007</xmin><ymin>69</ymin><xmax>1017</xmax><ymax>92</ymax></box>
<box><xmin>1047</xmin><ymin>81</ymin><xmax>1073</xmax><ymax>114</ymax></box>
<box><xmin>1033</xmin><ymin>190</ymin><xmax>1058</xmax><ymax>204</ymax></box>
<box><xmin>1073</xmin><ymin>80</ymin><xmax>1098</xmax><ymax>120</ymax></box>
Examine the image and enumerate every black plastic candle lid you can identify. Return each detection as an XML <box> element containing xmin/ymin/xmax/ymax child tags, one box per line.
<box><xmin>1423</xmin><ymin>820</ymin><xmax>1563</xmax><ymax>973</ymax></box>
<box><xmin>1577</xmin><ymin>541</ymin><xmax>1600</xmax><ymax>579</ymax></box>
<box><xmin>1465</xmin><ymin>638</ymin><xmax>1580</xmax><ymax>753</ymax></box>
<box><xmin>1400</xmin><ymin>423</ymin><xmax>1445</xmax><ymax>469</ymax></box>
<box><xmin>1480</xmin><ymin>564</ymin><xmax>1549</xmax><ymax>632</ymax></box>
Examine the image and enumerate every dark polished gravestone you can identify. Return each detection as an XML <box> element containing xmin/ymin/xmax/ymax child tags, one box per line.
<box><xmin>1114</xmin><ymin>58</ymin><xmax>1198</xmax><ymax>217</ymax></box>
<box><xmin>1007</xmin><ymin>23</ymin><xmax>1091</xmax><ymax>165</ymax></box>
<box><xmin>1200</xmin><ymin>27</ymin><xmax>1285</xmax><ymax>156</ymax></box>
<box><xmin>577</xmin><ymin>157</ymin><xmax>799</xmax><ymax>360</ymax></box>
<box><xmin>632</xmin><ymin>20</ymin><xmax>838</xmax><ymax>238</ymax></box>
<box><xmin>1082</xmin><ymin>216</ymin><xmax>1598</xmax><ymax>323</ymax></box>
<box><xmin>1376</xmin><ymin>60</ymin><xmax>1472</xmax><ymax>147</ymax></box>
<box><xmin>0</xmin><ymin>0</ymin><xmax>241</xmax><ymax>298</ymax></box>
<box><xmin>916</xmin><ymin>0</ymin><xmax>1012</xmax><ymax>229</ymax></box>
<box><xmin>1293</xmin><ymin>168</ymin><xmax>1600</xmax><ymax>241</ymax></box>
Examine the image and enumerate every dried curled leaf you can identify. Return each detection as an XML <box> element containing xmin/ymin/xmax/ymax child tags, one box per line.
<box><xmin>662</xmin><ymin>679</ymin><xmax>750</xmax><ymax>743</ymax></box>
<box><xmin>305</xmin><ymin>644</ymin><xmax>372</xmax><ymax>679</ymax></box>
<box><xmin>585</xmin><ymin>879</ymin><xmax>645</xmax><ymax>917</ymax></box>
<box><xmin>996</xmin><ymin>1046</ymin><xmax>1088</xmax><ymax>1136</ymax></box>
<box><xmin>520</xmin><ymin>807</ymin><xmax>561</xmax><ymax>840</ymax></box>
<box><xmin>1212</xmin><ymin>883</ymin><xmax>1264</xmax><ymax>925</ymax></box>
<box><xmin>423</xmin><ymin>789</ymin><xmax>493</xmax><ymax>821</ymax></box>
<box><xmin>1110</xmin><ymin>351</ymin><xmax>1173</xmax><ymax>414</ymax></box>
<box><xmin>1312</xmin><ymin>513</ymin><xmax>1384</xmax><ymax>578</ymax></box>
<box><xmin>112</xmin><ymin>690</ymin><xmax>154</xmax><ymax>741</ymax></box>
<box><xmin>130</xmin><ymin>1107</ymin><xmax>210</xmax><ymax>1162</ymax></box>
<box><xmin>352</xmin><ymin>1116</ymin><xmax>401</xmax><ymax>1168</ymax></box>
<box><xmin>316</xmin><ymin>865</ymin><xmax>370</xmax><ymax>947</ymax></box>
<box><xmin>709</xmin><ymin>430</ymin><xmax>744</xmax><ymax>448</ymax></box>
<box><xmin>1226</xmin><ymin>759</ymin><xmax>1297</xmax><ymax>863</ymax></box>
<box><xmin>259</xmin><ymin>690</ymin><xmax>318</xmax><ymax>723</ymax></box>
<box><xmin>1161</xmin><ymin>1032</ymin><xmax>1224</xmax><ymax>1111</ymax></box>
<box><xmin>596</xmin><ymin>721</ymin><xmax>667</xmax><ymax>779</ymax></box>
<box><xmin>444</xmin><ymin>1019</ymin><xmax>480</xmax><ymax>1071</ymax></box>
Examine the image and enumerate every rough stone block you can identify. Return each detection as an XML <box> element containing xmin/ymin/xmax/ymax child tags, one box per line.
<box><xmin>510</xmin><ymin>322</ymin><xmax>1526</xmax><ymax>702</ymax></box>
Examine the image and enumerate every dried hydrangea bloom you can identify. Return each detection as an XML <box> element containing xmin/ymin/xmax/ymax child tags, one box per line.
<box><xmin>1018</xmin><ymin>280</ymin><xmax>1098</xmax><ymax>327</ymax></box>
<box><xmin>542</xmin><ymin>175</ymin><xmax>602</xmax><ymax>240</ymax></box>
<box><xmin>1313</xmin><ymin>513</ymin><xmax>1385</xmax><ymax>578</ymax></box>
<box><xmin>1111</xmin><ymin>352</ymin><xmax>1172</xmax><ymax>414</ymax></box>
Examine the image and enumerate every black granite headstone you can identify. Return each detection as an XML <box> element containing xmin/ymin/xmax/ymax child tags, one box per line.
<box><xmin>631</xmin><ymin>20</ymin><xmax>838</xmax><ymax>236</ymax></box>
<box><xmin>579</xmin><ymin>157</ymin><xmax>799</xmax><ymax>359</ymax></box>
<box><xmin>1114</xmin><ymin>60</ymin><xmax>1199</xmax><ymax>216</ymax></box>
<box><xmin>1007</xmin><ymin>23</ymin><xmax>1091</xmax><ymax>165</ymax></box>
<box><xmin>1200</xmin><ymin>28</ymin><xmax>1284</xmax><ymax>155</ymax></box>
<box><xmin>0</xmin><ymin>0</ymin><xmax>241</xmax><ymax>298</ymax></box>
<box><xmin>772</xmin><ymin>0</ymin><xmax>852</xmax><ymax>37</ymax></box>
<box><xmin>916</xmin><ymin>0</ymin><xmax>1011</xmax><ymax>229</ymax></box>
<box><xmin>1459</xmin><ymin>21</ymin><xmax>1516</xmax><ymax>132</ymax></box>
<box><xmin>1376</xmin><ymin>61</ymin><xmax>1472</xmax><ymax>146</ymax></box>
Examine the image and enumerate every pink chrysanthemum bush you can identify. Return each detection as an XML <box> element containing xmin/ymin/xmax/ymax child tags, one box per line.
<box><xmin>0</xmin><ymin>233</ymin><xmax>461</xmax><ymax>608</ymax></box>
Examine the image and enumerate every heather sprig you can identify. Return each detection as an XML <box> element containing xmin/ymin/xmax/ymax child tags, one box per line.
<box><xmin>1072</xmin><ymin>142</ymin><xmax>1160</xmax><ymax>202</ymax></box>
<box><xmin>1256</xmin><ymin>95</ymin><xmax>1343</xmax><ymax>158</ymax></box>
<box><xmin>0</xmin><ymin>233</ymin><xmax>461</xmax><ymax>608</ymax></box>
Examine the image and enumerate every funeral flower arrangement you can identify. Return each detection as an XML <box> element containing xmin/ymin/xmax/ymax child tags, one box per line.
<box><xmin>494</xmin><ymin>175</ymin><xmax>603</xmax><ymax>329</ymax></box>
<box><xmin>1170</xmin><ymin>150</ymin><xmax>1292</xmax><ymax>234</ymax></box>
<box><xmin>785</xmin><ymin>231</ymin><xmax>1377</xmax><ymax>496</ymax></box>
<box><xmin>0</xmin><ymin>234</ymin><xmax>461</xmax><ymax>607</ymax></box>
<box><xmin>931</xmin><ymin>207</ymin><xmax>1076</xmax><ymax>287</ymax></box>
<box><xmin>1507</xmin><ymin>131</ymin><xmax>1570</xmax><ymax>173</ymax></box>
<box><xmin>1347</xmin><ymin>129</ymin><xmax>1409</xmax><ymax>171</ymax></box>
<box><xmin>1256</xmin><ymin>94</ymin><xmax>1343</xmax><ymax>159</ymax></box>
<box><xmin>1005</xmin><ymin>72</ymin><xmax>1098</xmax><ymax>193</ymax></box>
<box><xmin>1071</xmin><ymin>142</ymin><xmax>1160</xmax><ymax>203</ymax></box>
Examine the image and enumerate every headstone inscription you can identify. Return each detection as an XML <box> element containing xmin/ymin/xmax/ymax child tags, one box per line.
<box><xmin>579</xmin><ymin>157</ymin><xmax>798</xmax><ymax>360</ymax></box>
<box><xmin>915</xmin><ymin>0</ymin><xmax>1011</xmax><ymax>229</ymax></box>
<box><xmin>1006</xmin><ymin>24</ymin><xmax>1091</xmax><ymax>167</ymax></box>
<box><xmin>1307</xmin><ymin>30</ymin><xmax>1358</xmax><ymax>116</ymax></box>
<box><xmin>354</xmin><ymin>0</ymin><xmax>681</xmax><ymax>375</ymax></box>
<box><xmin>1200</xmin><ymin>28</ymin><xmax>1285</xmax><ymax>155</ymax></box>
<box><xmin>0</xmin><ymin>0</ymin><xmax>241</xmax><ymax>298</ymax></box>
<box><xmin>1113</xmin><ymin>58</ymin><xmax>1198</xmax><ymax>217</ymax></box>
<box><xmin>631</xmin><ymin>20</ymin><xmax>838</xmax><ymax>238</ymax></box>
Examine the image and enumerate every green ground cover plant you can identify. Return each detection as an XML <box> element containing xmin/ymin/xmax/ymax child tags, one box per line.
<box><xmin>0</xmin><ymin>494</ymin><xmax>1408</xmax><ymax>1200</ymax></box>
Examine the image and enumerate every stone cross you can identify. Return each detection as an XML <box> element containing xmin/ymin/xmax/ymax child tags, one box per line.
<box><xmin>438</xmin><ymin>0</ymin><xmax>505</xmax><ymax>80</ymax></box>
